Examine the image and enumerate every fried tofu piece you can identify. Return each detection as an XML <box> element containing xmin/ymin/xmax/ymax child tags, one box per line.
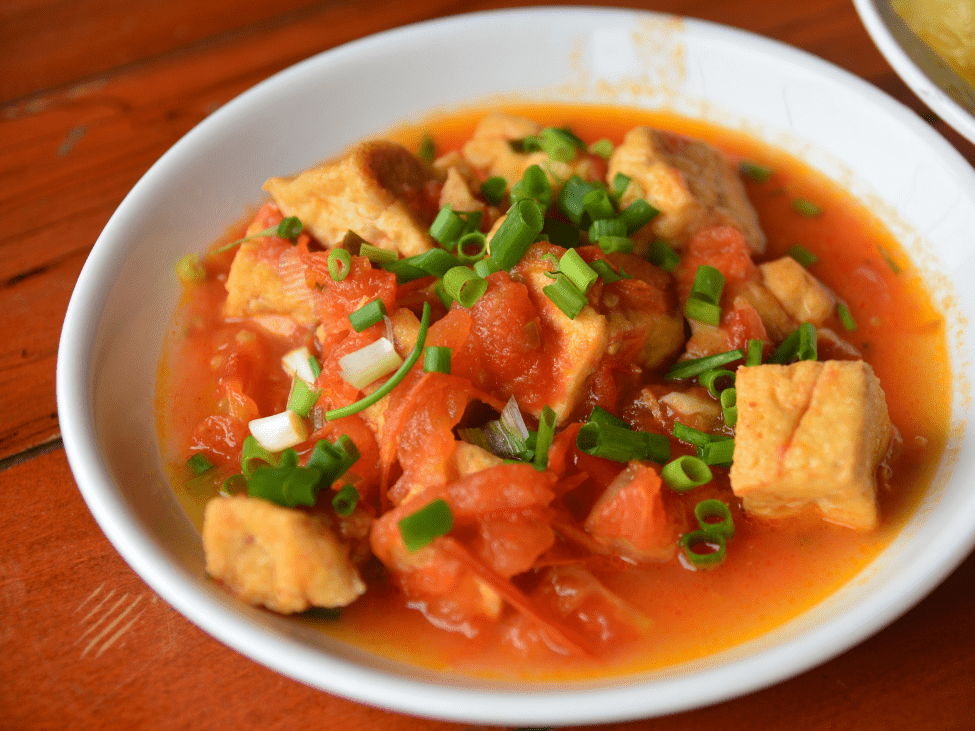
<box><xmin>729</xmin><ymin>360</ymin><xmax>891</xmax><ymax>530</ymax></box>
<box><xmin>608</xmin><ymin>127</ymin><xmax>765</xmax><ymax>253</ymax></box>
<box><xmin>461</xmin><ymin>112</ymin><xmax>598</xmax><ymax>193</ymax></box>
<box><xmin>264</xmin><ymin>140</ymin><xmax>440</xmax><ymax>257</ymax></box>
<box><xmin>515</xmin><ymin>244</ymin><xmax>609</xmax><ymax>424</ymax></box>
<box><xmin>203</xmin><ymin>495</ymin><xmax>366</xmax><ymax>614</ymax></box>
<box><xmin>759</xmin><ymin>256</ymin><xmax>836</xmax><ymax>326</ymax></box>
<box><xmin>224</xmin><ymin>242</ymin><xmax>318</xmax><ymax>330</ymax></box>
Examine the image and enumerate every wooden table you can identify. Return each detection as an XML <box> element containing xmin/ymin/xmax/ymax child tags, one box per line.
<box><xmin>3</xmin><ymin>1</ymin><xmax>974</xmax><ymax>728</ymax></box>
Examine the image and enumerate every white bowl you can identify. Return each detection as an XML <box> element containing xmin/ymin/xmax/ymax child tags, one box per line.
<box><xmin>854</xmin><ymin>0</ymin><xmax>975</xmax><ymax>144</ymax></box>
<box><xmin>56</xmin><ymin>7</ymin><xmax>975</xmax><ymax>726</ymax></box>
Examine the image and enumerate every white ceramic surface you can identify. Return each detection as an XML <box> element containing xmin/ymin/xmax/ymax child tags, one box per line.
<box><xmin>57</xmin><ymin>7</ymin><xmax>975</xmax><ymax>726</ymax></box>
<box><xmin>854</xmin><ymin>0</ymin><xmax>975</xmax><ymax>145</ymax></box>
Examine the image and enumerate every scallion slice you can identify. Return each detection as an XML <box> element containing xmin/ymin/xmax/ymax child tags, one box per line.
<box><xmin>287</xmin><ymin>376</ymin><xmax>322</xmax><ymax>418</ymax></box>
<box><xmin>308</xmin><ymin>356</ymin><xmax>322</xmax><ymax>379</ymax></box>
<box><xmin>543</xmin><ymin>273</ymin><xmax>588</xmax><ymax>320</ymax></box>
<box><xmin>417</xmin><ymin>132</ymin><xmax>435</xmax><ymax>163</ymax></box>
<box><xmin>685</xmin><ymin>297</ymin><xmax>722</xmax><ymax>326</ymax></box>
<box><xmin>700</xmin><ymin>437</ymin><xmax>735</xmax><ymax>467</ymax></box>
<box><xmin>589</xmin><ymin>217</ymin><xmax>627</xmax><ymax>240</ymax></box>
<box><xmin>489</xmin><ymin>198</ymin><xmax>545</xmax><ymax>270</ymax></box>
<box><xmin>398</xmin><ymin>498</ymin><xmax>454</xmax><ymax>552</ymax></box>
<box><xmin>348</xmin><ymin>298</ymin><xmax>387</xmax><ymax>333</ymax></box>
<box><xmin>767</xmin><ymin>328</ymin><xmax>801</xmax><ymax>365</ymax></box>
<box><xmin>647</xmin><ymin>239</ymin><xmax>680</xmax><ymax>272</ymax></box>
<box><xmin>473</xmin><ymin>257</ymin><xmax>501</xmax><ymax>279</ymax></box>
<box><xmin>557</xmin><ymin>176</ymin><xmax>598</xmax><ymax>226</ymax></box>
<box><xmin>720</xmin><ymin>387</ymin><xmax>737</xmax><ymax>427</ymax></box>
<box><xmin>282</xmin><ymin>346</ymin><xmax>319</xmax><ymax>385</ymax></box>
<box><xmin>837</xmin><ymin>302</ymin><xmax>857</xmax><ymax>331</ymax></box>
<box><xmin>589</xmin><ymin>258</ymin><xmax>628</xmax><ymax>284</ymax></box>
<box><xmin>788</xmin><ymin>245</ymin><xmax>818</xmax><ymax>267</ymax></box>
<box><xmin>360</xmin><ymin>243</ymin><xmax>398</xmax><ymax>265</ymax></box>
<box><xmin>589</xmin><ymin>138</ymin><xmax>614</xmax><ymax>158</ymax></box>
<box><xmin>745</xmin><ymin>338</ymin><xmax>764</xmax><ymax>367</ymax></box>
<box><xmin>339</xmin><ymin>337</ymin><xmax>403</xmax><ymax>390</ymax></box>
<box><xmin>559</xmin><ymin>248</ymin><xmax>598</xmax><ymax>293</ymax></box>
<box><xmin>429</xmin><ymin>204</ymin><xmax>467</xmax><ymax>248</ymax></box>
<box><xmin>533</xmin><ymin>405</ymin><xmax>557</xmax><ymax>471</ymax></box>
<box><xmin>510</xmin><ymin>164</ymin><xmax>552</xmax><ymax>208</ymax></box>
<box><xmin>325</xmin><ymin>302</ymin><xmax>431</xmax><ymax>421</ymax></box>
<box><xmin>423</xmin><ymin>345</ymin><xmax>452</xmax><ymax>374</ymax></box>
<box><xmin>187</xmin><ymin>453</ymin><xmax>213</xmax><ymax>475</ymax></box>
<box><xmin>332</xmin><ymin>484</ymin><xmax>360</xmax><ymax>517</ymax></box>
<box><xmin>681</xmin><ymin>530</ymin><xmax>727</xmax><ymax>567</ymax></box>
<box><xmin>672</xmin><ymin>422</ymin><xmax>712</xmax><ymax>448</ymax></box>
<box><xmin>792</xmin><ymin>198</ymin><xmax>822</xmax><ymax>217</ymax></box>
<box><xmin>455</xmin><ymin>231</ymin><xmax>488</xmax><ymax>265</ymax></box>
<box><xmin>661</xmin><ymin>455</ymin><xmax>713</xmax><ymax>492</ymax></box>
<box><xmin>694</xmin><ymin>499</ymin><xmax>735</xmax><ymax>539</ymax></box>
<box><xmin>480</xmin><ymin>176</ymin><xmax>507</xmax><ymax>206</ymax></box>
<box><xmin>797</xmin><ymin>322</ymin><xmax>818</xmax><ymax>361</ymax></box>
<box><xmin>583</xmin><ymin>189</ymin><xmax>616</xmax><ymax>221</ymax></box>
<box><xmin>588</xmin><ymin>405</ymin><xmax>630</xmax><ymax>430</ymax></box>
<box><xmin>690</xmin><ymin>265</ymin><xmax>725</xmax><ymax>305</ymax></box>
<box><xmin>739</xmin><ymin>161</ymin><xmax>773</xmax><ymax>182</ymax></box>
<box><xmin>699</xmin><ymin>368</ymin><xmax>735</xmax><ymax>397</ymax></box>
<box><xmin>248</xmin><ymin>410</ymin><xmax>309</xmax><ymax>453</ymax></box>
<box><xmin>619</xmin><ymin>199</ymin><xmax>659</xmax><ymax>233</ymax></box>
<box><xmin>443</xmin><ymin>266</ymin><xmax>487</xmax><ymax>307</ymax></box>
<box><xmin>247</xmin><ymin>449</ymin><xmax>320</xmax><ymax>507</ymax></box>
<box><xmin>538</xmin><ymin>126</ymin><xmax>583</xmax><ymax>162</ymax></box>
<box><xmin>576</xmin><ymin>422</ymin><xmax>669</xmax><ymax>463</ymax></box>
<box><xmin>176</xmin><ymin>254</ymin><xmax>206</xmax><ymax>284</ymax></box>
<box><xmin>327</xmin><ymin>248</ymin><xmax>351</xmax><ymax>281</ymax></box>
<box><xmin>241</xmin><ymin>435</ymin><xmax>276</xmax><ymax>478</ymax></box>
<box><xmin>596</xmin><ymin>235</ymin><xmax>634</xmax><ymax>254</ymax></box>
<box><xmin>665</xmin><ymin>349</ymin><xmax>745</xmax><ymax>380</ymax></box>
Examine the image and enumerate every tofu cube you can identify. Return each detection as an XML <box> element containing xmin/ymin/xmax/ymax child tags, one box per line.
<box><xmin>759</xmin><ymin>256</ymin><xmax>836</xmax><ymax>326</ymax></box>
<box><xmin>729</xmin><ymin>360</ymin><xmax>891</xmax><ymax>530</ymax></box>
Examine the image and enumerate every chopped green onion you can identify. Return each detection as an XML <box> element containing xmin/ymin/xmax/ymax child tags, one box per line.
<box><xmin>589</xmin><ymin>139</ymin><xmax>614</xmax><ymax>158</ymax></box>
<box><xmin>700</xmin><ymin>437</ymin><xmax>735</xmax><ymax>466</ymax></box>
<box><xmin>690</xmin><ymin>265</ymin><xmax>725</xmax><ymax>305</ymax></box>
<box><xmin>247</xmin><ymin>449</ymin><xmax>320</xmax><ymax>507</ymax></box>
<box><xmin>543</xmin><ymin>273</ymin><xmax>588</xmax><ymax>319</ymax></box>
<box><xmin>287</xmin><ymin>376</ymin><xmax>322</xmax><ymax>417</ymax></box>
<box><xmin>665</xmin><ymin>349</ymin><xmax>744</xmax><ymax>380</ymax></box>
<box><xmin>399</xmin><ymin>248</ymin><xmax>462</xmax><ymax>280</ymax></box>
<box><xmin>308</xmin><ymin>356</ymin><xmax>322</xmax><ymax>380</ymax></box>
<box><xmin>685</xmin><ymin>297</ymin><xmax>722</xmax><ymax>326</ymax></box>
<box><xmin>490</xmin><ymin>198</ymin><xmax>545</xmax><ymax>270</ymax></box>
<box><xmin>745</xmin><ymin>338</ymin><xmax>764</xmax><ymax>366</ymax></box>
<box><xmin>360</xmin><ymin>243</ymin><xmax>398</xmax><ymax>265</ymax></box>
<box><xmin>473</xmin><ymin>257</ymin><xmax>501</xmax><ymax>279</ymax></box>
<box><xmin>557</xmin><ymin>176</ymin><xmax>599</xmax><ymax>226</ymax></box>
<box><xmin>739</xmin><ymin>161</ymin><xmax>773</xmax><ymax>182</ymax></box>
<box><xmin>539</xmin><ymin>126</ymin><xmax>584</xmax><ymax>162</ymax></box>
<box><xmin>792</xmin><ymin>198</ymin><xmax>822</xmax><ymax>217</ymax></box>
<box><xmin>213</xmin><ymin>216</ymin><xmax>304</xmax><ymax>255</ymax></box>
<box><xmin>878</xmin><ymin>245</ymin><xmax>902</xmax><ymax>274</ymax></box>
<box><xmin>720</xmin><ymin>388</ymin><xmax>737</xmax><ymax>427</ymax></box>
<box><xmin>306</xmin><ymin>435</ymin><xmax>360</xmax><ymax>485</ymax></box>
<box><xmin>443</xmin><ymin>266</ymin><xmax>487</xmax><ymax>308</ymax></box>
<box><xmin>176</xmin><ymin>254</ymin><xmax>206</xmax><ymax>284</ymax></box>
<box><xmin>590</xmin><ymin>258</ymin><xmax>630</xmax><ymax>284</ymax></box>
<box><xmin>332</xmin><ymin>484</ymin><xmax>360</xmax><ymax>517</ymax></box>
<box><xmin>417</xmin><ymin>132</ymin><xmax>435</xmax><ymax>163</ymax></box>
<box><xmin>423</xmin><ymin>345</ymin><xmax>452</xmax><ymax>374</ymax></box>
<box><xmin>241</xmin><ymin>435</ymin><xmax>276</xmax><ymax>478</ymax></box>
<box><xmin>399</xmin><ymin>498</ymin><xmax>454</xmax><ymax>552</ymax></box>
<box><xmin>456</xmin><ymin>231</ymin><xmax>488</xmax><ymax>264</ymax></box>
<box><xmin>611</xmin><ymin>172</ymin><xmax>631</xmax><ymax>198</ymax></box>
<box><xmin>559</xmin><ymin>248</ymin><xmax>598</xmax><ymax>293</ymax></box>
<box><xmin>672</xmin><ymin>422</ymin><xmax>712</xmax><ymax>448</ymax></box>
<box><xmin>325</xmin><ymin>302</ymin><xmax>431</xmax><ymax>421</ymax></box>
<box><xmin>348</xmin><ymin>298</ymin><xmax>387</xmax><ymax>332</ymax></box>
<box><xmin>596</xmin><ymin>235</ymin><xmax>634</xmax><ymax>254</ymax></box>
<box><xmin>699</xmin><ymin>368</ymin><xmax>735</xmax><ymax>397</ymax></box>
<box><xmin>788</xmin><ymin>244</ymin><xmax>818</xmax><ymax>267</ymax></box>
<box><xmin>647</xmin><ymin>239</ymin><xmax>680</xmax><ymax>272</ymax></box>
<box><xmin>510</xmin><ymin>164</ymin><xmax>552</xmax><ymax>208</ymax></box>
<box><xmin>220</xmin><ymin>473</ymin><xmax>247</xmax><ymax>496</ymax></box>
<box><xmin>583</xmin><ymin>189</ymin><xmax>616</xmax><ymax>221</ymax></box>
<box><xmin>619</xmin><ymin>199</ymin><xmax>659</xmax><ymax>233</ymax></box>
<box><xmin>768</xmin><ymin>328</ymin><xmax>801</xmax><ymax>364</ymax></box>
<box><xmin>797</xmin><ymin>322</ymin><xmax>818</xmax><ymax>361</ymax></box>
<box><xmin>837</xmin><ymin>302</ymin><xmax>857</xmax><ymax>331</ymax></box>
<box><xmin>248</xmin><ymin>410</ymin><xmax>309</xmax><ymax>453</ymax></box>
<box><xmin>187</xmin><ymin>453</ymin><xmax>213</xmax><ymax>475</ymax></box>
<box><xmin>694</xmin><ymin>499</ymin><xmax>735</xmax><ymax>539</ymax></box>
<box><xmin>338</xmin><ymin>337</ymin><xmax>403</xmax><ymax>389</ymax></box>
<box><xmin>429</xmin><ymin>204</ymin><xmax>467</xmax><ymax>248</ymax></box>
<box><xmin>480</xmin><ymin>176</ymin><xmax>507</xmax><ymax>205</ymax></box>
<box><xmin>327</xmin><ymin>248</ymin><xmax>351</xmax><ymax>281</ymax></box>
<box><xmin>681</xmin><ymin>530</ymin><xmax>727</xmax><ymax>566</ymax></box>
<box><xmin>576</xmin><ymin>422</ymin><xmax>669</xmax><ymax>464</ymax></box>
<box><xmin>661</xmin><ymin>455</ymin><xmax>712</xmax><ymax>492</ymax></box>
<box><xmin>533</xmin><ymin>405</ymin><xmax>557</xmax><ymax>471</ymax></box>
<box><xmin>589</xmin><ymin>217</ymin><xmax>627</xmax><ymax>240</ymax></box>
<box><xmin>587</xmin><ymin>405</ymin><xmax>630</xmax><ymax>430</ymax></box>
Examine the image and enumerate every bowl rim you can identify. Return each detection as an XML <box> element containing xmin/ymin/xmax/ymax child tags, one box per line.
<box><xmin>56</xmin><ymin>5</ymin><xmax>975</xmax><ymax>725</ymax></box>
<box><xmin>853</xmin><ymin>0</ymin><xmax>975</xmax><ymax>145</ymax></box>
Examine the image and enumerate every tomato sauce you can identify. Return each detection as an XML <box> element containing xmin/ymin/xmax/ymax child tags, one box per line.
<box><xmin>156</xmin><ymin>104</ymin><xmax>950</xmax><ymax>679</ymax></box>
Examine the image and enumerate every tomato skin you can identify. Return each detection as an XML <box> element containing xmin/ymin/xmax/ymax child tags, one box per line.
<box><xmin>675</xmin><ymin>225</ymin><xmax>760</xmax><ymax>301</ymax></box>
<box><xmin>189</xmin><ymin>415</ymin><xmax>249</xmax><ymax>467</ymax></box>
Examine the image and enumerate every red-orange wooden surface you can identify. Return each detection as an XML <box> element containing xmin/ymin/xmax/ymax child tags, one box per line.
<box><xmin>2</xmin><ymin>1</ymin><xmax>974</xmax><ymax>729</ymax></box>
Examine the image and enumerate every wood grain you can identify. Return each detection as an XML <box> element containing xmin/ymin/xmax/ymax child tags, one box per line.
<box><xmin>2</xmin><ymin>0</ymin><xmax>974</xmax><ymax>728</ymax></box>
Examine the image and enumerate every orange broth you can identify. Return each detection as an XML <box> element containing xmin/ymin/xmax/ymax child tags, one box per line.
<box><xmin>156</xmin><ymin>104</ymin><xmax>950</xmax><ymax>680</ymax></box>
